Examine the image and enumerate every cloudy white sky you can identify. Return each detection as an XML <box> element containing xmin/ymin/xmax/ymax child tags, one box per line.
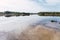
<box><xmin>0</xmin><ymin>0</ymin><xmax>60</xmax><ymax>13</ymax></box>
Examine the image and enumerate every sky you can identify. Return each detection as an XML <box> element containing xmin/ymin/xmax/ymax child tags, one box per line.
<box><xmin>0</xmin><ymin>0</ymin><xmax>60</xmax><ymax>13</ymax></box>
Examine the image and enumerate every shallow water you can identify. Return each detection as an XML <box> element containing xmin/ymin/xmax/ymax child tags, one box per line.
<box><xmin>0</xmin><ymin>15</ymin><xmax>60</xmax><ymax>40</ymax></box>
<box><xmin>0</xmin><ymin>15</ymin><xmax>60</xmax><ymax>32</ymax></box>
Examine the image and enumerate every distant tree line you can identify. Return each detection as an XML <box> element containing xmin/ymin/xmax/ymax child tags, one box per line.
<box><xmin>38</xmin><ymin>12</ymin><xmax>60</xmax><ymax>16</ymax></box>
<box><xmin>4</xmin><ymin>11</ymin><xmax>60</xmax><ymax>17</ymax></box>
<box><xmin>0</xmin><ymin>11</ymin><xmax>60</xmax><ymax>17</ymax></box>
<box><xmin>4</xmin><ymin>11</ymin><xmax>30</xmax><ymax>17</ymax></box>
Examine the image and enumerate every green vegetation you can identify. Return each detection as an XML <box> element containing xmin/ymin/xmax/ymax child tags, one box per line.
<box><xmin>3</xmin><ymin>11</ymin><xmax>30</xmax><ymax>17</ymax></box>
<box><xmin>0</xmin><ymin>11</ymin><xmax>60</xmax><ymax>17</ymax></box>
<box><xmin>38</xmin><ymin>12</ymin><xmax>60</xmax><ymax>16</ymax></box>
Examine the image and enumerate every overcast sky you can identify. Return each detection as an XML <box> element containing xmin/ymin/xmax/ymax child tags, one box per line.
<box><xmin>0</xmin><ymin>0</ymin><xmax>60</xmax><ymax>13</ymax></box>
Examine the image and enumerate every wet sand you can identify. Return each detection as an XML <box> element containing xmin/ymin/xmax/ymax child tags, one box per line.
<box><xmin>19</xmin><ymin>25</ymin><xmax>60</xmax><ymax>40</ymax></box>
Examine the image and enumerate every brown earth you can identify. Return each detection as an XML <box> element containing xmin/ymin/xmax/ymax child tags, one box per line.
<box><xmin>18</xmin><ymin>25</ymin><xmax>60</xmax><ymax>40</ymax></box>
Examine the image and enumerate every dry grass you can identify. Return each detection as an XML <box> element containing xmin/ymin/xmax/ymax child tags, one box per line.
<box><xmin>19</xmin><ymin>25</ymin><xmax>60</xmax><ymax>40</ymax></box>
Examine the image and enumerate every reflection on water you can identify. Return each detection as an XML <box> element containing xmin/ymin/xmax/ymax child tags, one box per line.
<box><xmin>0</xmin><ymin>15</ymin><xmax>60</xmax><ymax>32</ymax></box>
<box><xmin>0</xmin><ymin>15</ymin><xmax>60</xmax><ymax>40</ymax></box>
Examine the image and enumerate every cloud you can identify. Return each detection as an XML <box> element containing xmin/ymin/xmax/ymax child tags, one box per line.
<box><xmin>34</xmin><ymin>0</ymin><xmax>60</xmax><ymax>5</ymax></box>
<box><xmin>0</xmin><ymin>0</ymin><xmax>45</xmax><ymax>13</ymax></box>
<box><xmin>46</xmin><ymin>0</ymin><xmax>60</xmax><ymax>5</ymax></box>
<box><xmin>32</xmin><ymin>0</ymin><xmax>60</xmax><ymax>12</ymax></box>
<box><xmin>0</xmin><ymin>0</ymin><xmax>60</xmax><ymax>12</ymax></box>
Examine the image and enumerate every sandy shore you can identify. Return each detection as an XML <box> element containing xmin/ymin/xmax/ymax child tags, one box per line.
<box><xmin>19</xmin><ymin>25</ymin><xmax>60</xmax><ymax>40</ymax></box>
<box><xmin>0</xmin><ymin>25</ymin><xmax>60</xmax><ymax>40</ymax></box>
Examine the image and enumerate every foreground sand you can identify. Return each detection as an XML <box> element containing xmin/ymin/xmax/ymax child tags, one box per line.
<box><xmin>19</xmin><ymin>25</ymin><xmax>60</xmax><ymax>40</ymax></box>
